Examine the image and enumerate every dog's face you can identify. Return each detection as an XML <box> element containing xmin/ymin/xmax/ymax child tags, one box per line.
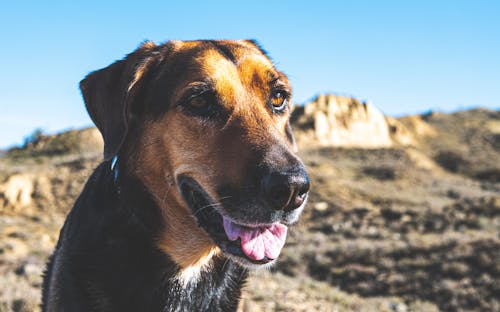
<box><xmin>81</xmin><ymin>40</ymin><xmax>309</xmax><ymax>270</ymax></box>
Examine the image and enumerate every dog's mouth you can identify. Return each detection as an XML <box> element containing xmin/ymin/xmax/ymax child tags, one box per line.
<box><xmin>178</xmin><ymin>176</ymin><xmax>288</xmax><ymax>266</ymax></box>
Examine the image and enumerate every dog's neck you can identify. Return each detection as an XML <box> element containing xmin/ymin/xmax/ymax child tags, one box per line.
<box><xmin>106</xmin><ymin>160</ymin><xmax>248</xmax><ymax>309</ymax></box>
<box><xmin>117</xmin><ymin>152</ymin><xmax>222</xmax><ymax>270</ymax></box>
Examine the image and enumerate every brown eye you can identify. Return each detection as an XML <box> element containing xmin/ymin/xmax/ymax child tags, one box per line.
<box><xmin>271</xmin><ymin>90</ymin><xmax>288</xmax><ymax>112</ymax></box>
<box><xmin>184</xmin><ymin>91</ymin><xmax>216</xmax><ymax>116</ymax></box>
<box><xmin>188</xmin><ymin>96</ymin><xmax>209</xmax><ymax>108</ymax></box>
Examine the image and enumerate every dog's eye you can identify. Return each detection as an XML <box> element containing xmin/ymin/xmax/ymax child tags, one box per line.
<box><xmin>185</xmin><ymin>92</ymin><xmax>215</xmax><ymax>116</ymax></box>
<box><xmin>270</xmin><ymin>90</ymin><xmax>289</xmax><ymax>112</ymax></box>
<box><xmin>189</xmin><ymin>96</ymin><xmax>209</xmax><ymax>109</ymax></box>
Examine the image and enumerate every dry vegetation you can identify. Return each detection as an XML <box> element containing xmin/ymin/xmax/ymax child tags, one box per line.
<box><xmin>0</xmin><ymin>107</ymin><xmax>498</xmax><ymax>312</ymax></box>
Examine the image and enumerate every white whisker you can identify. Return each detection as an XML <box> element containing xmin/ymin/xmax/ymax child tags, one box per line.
<box><xmin>193</xmin><ymin>195</ymin><xmax>232</xmax><ymax>216</ymax></box>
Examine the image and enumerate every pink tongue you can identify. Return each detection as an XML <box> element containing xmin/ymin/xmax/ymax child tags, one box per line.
<box><xmin>223</xmin><ymin>217</ymin><xmax>288</xmax><ymax>261</ymax></box>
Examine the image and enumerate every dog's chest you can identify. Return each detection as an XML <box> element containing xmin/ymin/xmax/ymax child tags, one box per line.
<box><xmin>86</xmin><ymin>249</ymin><xmax>247</xmax><ymax>311</ymax></box>
<box><xmin>158</xmin><ymin>259</ymin><xmax>247</xmax><ymax>312</ymax></box>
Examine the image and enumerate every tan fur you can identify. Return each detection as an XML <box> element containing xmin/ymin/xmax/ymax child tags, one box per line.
<box><xmin>124</xmin><ymin>41</ymin><xmax>293</xmax><ymax>270</ymax></box>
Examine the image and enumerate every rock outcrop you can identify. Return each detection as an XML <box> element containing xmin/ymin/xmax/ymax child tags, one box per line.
<box><xmin>0</xmin><ymin>127</ymin><xmax>103</xmax><ymax>214</ymax></box>
<box><xmin>0</xmin><ymin>174</ymin><xmax>34</xmax><ymax>210</ymax></box>
<box><xmin>292</xmin><ymin>94</ymin><xmax>414</xmax><ymax>148</ymax></box>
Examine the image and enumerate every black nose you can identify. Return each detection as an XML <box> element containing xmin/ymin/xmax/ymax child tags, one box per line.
<box><xmin>261</xmin><ymin>169</ymin><xmax>310</xmax><ymax>211</ymax></box>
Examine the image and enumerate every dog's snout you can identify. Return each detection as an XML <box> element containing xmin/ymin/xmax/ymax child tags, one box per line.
<box><xmin>261</xmin><ymin>169</ymin><xmax>310</xmax><ymax>211</ymax></box>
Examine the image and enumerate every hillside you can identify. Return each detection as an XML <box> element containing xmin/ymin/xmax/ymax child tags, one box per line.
<box><xmin>0</xmin><ymin>96</ymin><xmax>499</xmax><ymax>311</ymax></box>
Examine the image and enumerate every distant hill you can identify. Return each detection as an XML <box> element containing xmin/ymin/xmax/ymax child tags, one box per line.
<box><xmin>6</xmin><ymin>127</ymin><xmax>103</xmax><ymax>160</ymax></box>
<box><xmin>293</xmin><ymin>95</ymin><xmax>500</xmax><ymax>182</ymax></box>
<box><xmin>292</xmin><ymin>94</ymin><xmax>415</xmax><ymax>148</ymax></box>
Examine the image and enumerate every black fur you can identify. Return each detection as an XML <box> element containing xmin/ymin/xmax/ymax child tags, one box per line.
<box><xmin>209</xmin><ymin>41</ymin><xmax>238</xmax><ymax>64</ymax></box>
<box><xmin>42</xmin><ymin>161</ymin><xmax>247</xmax><ymax>311</ymax></box>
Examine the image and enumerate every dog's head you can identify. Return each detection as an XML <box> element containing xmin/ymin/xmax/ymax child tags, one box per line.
<box><xmin>80</xmin><ymin>40</ymin><xmax>309</xmax><ymax>270</ymax></box>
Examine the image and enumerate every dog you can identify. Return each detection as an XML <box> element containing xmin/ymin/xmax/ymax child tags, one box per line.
<box><xmin>42</xmin><ymin>40</ymin><xmax>310</xmax><ymax>311</ymax></box>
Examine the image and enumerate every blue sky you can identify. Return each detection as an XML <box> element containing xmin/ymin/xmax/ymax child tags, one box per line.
<box><xmin>0</xmin><ymin>1</ymin><xmax>499</xmax><ymax>148</ymax></box>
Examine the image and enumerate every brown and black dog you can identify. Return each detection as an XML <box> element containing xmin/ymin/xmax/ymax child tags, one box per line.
<box><xmin>42</xmin><ymin>40</ymin><xmax>309</xmax><ymax>311</ymax></box>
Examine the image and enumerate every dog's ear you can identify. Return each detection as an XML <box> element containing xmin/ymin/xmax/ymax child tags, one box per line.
<box><xmin>285</xmin><ymin>122</ymin><xmax>298</xmax><ymax>152</ymax></box>
<box><xmin>80</xmin><ymin>42</ymin><xmax>159</xmax><ymax>161</ymax></box>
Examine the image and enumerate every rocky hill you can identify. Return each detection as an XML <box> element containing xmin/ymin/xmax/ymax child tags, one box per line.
<box><xmin>0</xmin><ymin>95</ymin><xmax>498</xmax><ymax>311</ymax></box>
<box><xmin>292</xmin><ymin>94</ymin><xmax>415</xmax><ymax>148</ymax></box>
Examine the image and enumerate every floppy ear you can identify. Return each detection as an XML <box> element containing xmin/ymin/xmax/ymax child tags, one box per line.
<box><xmin>285</xmin><ymin>122</ymin><xmax>298</xmax><ymax>152</ymax></box>
<box><xmin>80</xmin><ymin>42</ymin><xmax>159</xmax><ymax>161</ymax></box>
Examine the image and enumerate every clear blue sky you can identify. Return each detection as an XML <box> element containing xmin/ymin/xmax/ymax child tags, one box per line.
<box><xmin>1</xmin><ymin>1</ymin><xmax>499</xmax><ymax>148</ymax></box>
